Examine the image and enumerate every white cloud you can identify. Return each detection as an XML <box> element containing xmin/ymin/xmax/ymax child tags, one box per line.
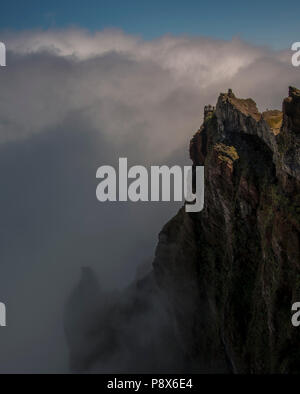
<box><xmin>1</xmin><ymin>29</ymin><xmax>298</xmax><ymax>157</ymax></box>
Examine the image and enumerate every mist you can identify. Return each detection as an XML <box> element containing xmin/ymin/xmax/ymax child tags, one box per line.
<box><xmin>0</xmin><ymin>29</ymin><xmax>298</xmax><ymax>373</ymax></box>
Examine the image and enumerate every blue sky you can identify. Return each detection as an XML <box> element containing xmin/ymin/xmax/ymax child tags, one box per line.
<box><xmin>0</xmin><ymin>0</ymin><xmax>299</xmax><ymax>49</ymax></box>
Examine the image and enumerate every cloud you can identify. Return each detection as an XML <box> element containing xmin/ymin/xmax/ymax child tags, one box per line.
<box><xmin>1</xmin><ymin>29</ymin><xmax>298</xmax><ymax>151</ymax></box>
<box><xmin>0</xmin><ymin>29</ymin><xmax>298</xmax><ymax>373</ymax></box>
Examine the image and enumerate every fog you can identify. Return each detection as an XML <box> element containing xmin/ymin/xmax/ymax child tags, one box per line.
<box><xmin>0</xmin><ymin>29</ymin><xmax>298</xmax><ymax>373</ymax></box>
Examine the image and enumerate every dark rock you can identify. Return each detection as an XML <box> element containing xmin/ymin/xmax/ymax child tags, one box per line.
<box><xmin>154</xmin><ymin>87</ymin><xmax>300</xmax><ymax>373</ymax></box>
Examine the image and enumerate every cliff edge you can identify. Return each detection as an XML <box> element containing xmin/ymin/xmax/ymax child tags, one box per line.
<box><xmin>153</xmin><ymin>87</ymin><xmax>300</xmax><ymax>373</ymax></box>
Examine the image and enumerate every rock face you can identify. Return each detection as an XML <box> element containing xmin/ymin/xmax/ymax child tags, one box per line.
<box><xmin>153</xmin><ymin>87</ymin><xmax>300</xmax><ymax>373</ymax></box>
<box><xmin>277</xmin><ymin>86</ymin><xmax>300</xmax><ymax>180</ymax></box>
<box><xmin>65</xmin><ymin>87</ymin><xmax>299</xmax><ymax>374</ymax></box>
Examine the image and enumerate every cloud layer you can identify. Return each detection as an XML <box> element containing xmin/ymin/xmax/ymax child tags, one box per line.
<box><xmin>1</xmin><ymin>29</ymin><xmax>299</xmax><ymax>151</ymax></box>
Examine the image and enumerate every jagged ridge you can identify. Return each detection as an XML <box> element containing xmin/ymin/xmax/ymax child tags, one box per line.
<box><xmin>154</xmin><ymin>87</ymin><xmax>300</xmax><ymax>374</ymax></box>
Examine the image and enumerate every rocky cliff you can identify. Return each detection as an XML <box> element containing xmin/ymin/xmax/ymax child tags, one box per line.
<box><xmin>153</xmin><ymin>87</ymin><xmax>300</xmax><ymax>373</ymax></box>
<box><xmin>65</xmin><ymin>87</ymin><xmax>300</xmax><ymax>374</ymax></box>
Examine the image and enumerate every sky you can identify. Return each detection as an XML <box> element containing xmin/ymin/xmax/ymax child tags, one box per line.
<box><xmin>0</xmin><ymin>1</ymin><xmax>299</xmax><ymax>374</ymax></box>
<box><xmin>0</xmin><ymin>0</ymin><xmax>300</xmax><ymax>49</ymax></box>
